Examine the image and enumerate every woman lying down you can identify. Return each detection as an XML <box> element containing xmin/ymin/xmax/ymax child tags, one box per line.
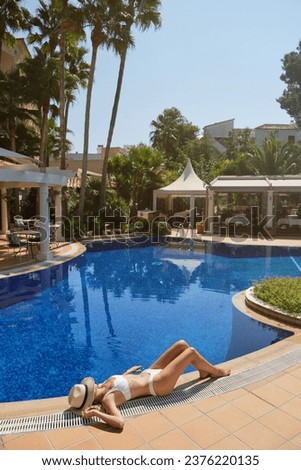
<box><xmin>68</xmin><ymin>340</ymin><xmax>230</xmax><ymax>430</ymax></box>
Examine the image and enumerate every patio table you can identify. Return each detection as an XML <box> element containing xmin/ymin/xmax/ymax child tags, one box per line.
<box><xmin>21</xmin><ymin>218</ymin><xmax>38</xmax><ymax>229</ymax></box>
<box><xmin>277</xmin><ymin>216</ymin><xmax>301</xmax><ymax>228</ymax></box>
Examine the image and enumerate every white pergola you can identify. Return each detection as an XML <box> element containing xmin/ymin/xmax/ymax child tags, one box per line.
<box><xmin>153</xmin><ymin>160</ymin><xmax>207</xmax><ymax>226</ymax></box>
<box><xmin>0</xmin><ymin>147</ymin><xmax>75</xmax><ymax>260</ymax></box>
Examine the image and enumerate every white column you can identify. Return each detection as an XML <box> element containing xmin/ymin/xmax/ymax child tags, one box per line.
<box><xmin>207</xmin><ymin>189</ymin><xmax>214</xmax><ymax>218</ymax></box>
<box><xmin>153</xmin><ymin>191</ymin><xmax>157</xmax><ymax>211</ymax></box>
<box><xmin>189</xmin><ymin>195</ymin><xmax>195</xmax><ymax>227</ymax></box>
<box><xmin>36</xmin><ymin>183</ymin><xmax>53</xmax><ymax>261</ymax></box>
<box><xmin>55</xmin><ymin>189</ymin><xmax>64</xmax><ymax>241</ymax></box>
<box><xmin>1</xmin><ymin>188</ymin><xmax>8</xmax><ymax>234</ymax></box>
<box><xmin>266</xmin><ymin>189</ymin><xmax>273</xmax><ymax>228</ymax></box>
<box><xmin>207</xmin><ymin>189</ymin><xmax>215</xmax><ymax>234</ymax></box>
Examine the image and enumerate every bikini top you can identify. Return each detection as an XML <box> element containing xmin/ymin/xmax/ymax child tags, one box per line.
<box><xmin>104</xmin><ymin>375</ymin><xmax>131</xmax><ymax>401</ymax></box>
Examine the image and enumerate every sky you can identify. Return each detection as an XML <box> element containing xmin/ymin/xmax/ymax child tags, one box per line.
<box><xmin>23</xmin><ymin>0</ymin><xmax>301</xmax><ymax>153</ymax></box>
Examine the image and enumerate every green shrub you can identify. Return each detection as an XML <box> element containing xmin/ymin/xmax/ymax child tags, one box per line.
<box><xmin>253</xmin><ymin>277</ymin><xmax>301</xmax><ymax>316</ymax></box>
<box><xmin>151</xmin><ymin>220</ymin><xmax>171</xmax><ymax>236</ymax></box>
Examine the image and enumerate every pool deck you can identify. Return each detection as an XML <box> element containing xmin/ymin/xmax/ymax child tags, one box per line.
<box><xmin>0</xmin><ymin>234</ymin><xmax>301</xmax><ymax>450</ymax></box>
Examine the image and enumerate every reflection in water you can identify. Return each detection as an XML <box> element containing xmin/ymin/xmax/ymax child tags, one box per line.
<box><xmin>79</xmin><ymin>266</ymin><xmax>91</xmax><ymax>348</ymax></box>
<box><xmin>0</xmin><ymin>245</ymin><xmax>296</xmax><ymax>402</ymax></box>
<box><xmin>102</xmin><ymin>283</ymin><xmax>116</xmax><ymax>338</ymax></box>
<box><xmin>78</xmin><ymin>246</ymin><xmax>295</xmax><ymax>372</ymax></box>
<box><xmin>84</xmin><ymin>247</ymin><xmax>202</xmax><ymax>303</ymax></box>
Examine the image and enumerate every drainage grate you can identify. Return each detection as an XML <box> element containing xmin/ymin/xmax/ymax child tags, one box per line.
<box><xmin>0</xmin><ymin>411</ymin><xmax>101</xmax><ymax>436</ymax></box>
<box><xmin>120</xmin><ymin>346</ymin><xmax>301</xmax><ymax>417</ymax></box>
<box><xmin>1</xmin><ymin>347</ymin><xmax>301</xmax><ymax>436</ymax></box>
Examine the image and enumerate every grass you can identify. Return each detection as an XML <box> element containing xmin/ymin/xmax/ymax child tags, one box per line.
<box><xmin>253</xmin><ymin>277</ymin><xmax>301</xmax><ymax>317</ymax></box>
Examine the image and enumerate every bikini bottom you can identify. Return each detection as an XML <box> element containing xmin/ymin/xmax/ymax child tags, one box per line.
<box><xmin>143</xmin><ymin>368</ymin><xmax>162</xmax><ymax>396</ymax></box>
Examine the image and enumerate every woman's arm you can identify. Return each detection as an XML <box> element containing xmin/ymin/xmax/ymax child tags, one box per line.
<box><xmin>82</xmin><ymin>397</ymin><xmax>125</xmax><ymax>430</ymax></box>
<box><xmin>123</xmin><ymin>365</ymin><xmax>143</xmax><ymax>375</ymax></box>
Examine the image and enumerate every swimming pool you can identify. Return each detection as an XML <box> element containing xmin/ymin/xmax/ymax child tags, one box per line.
<box><xmin>0</xmin><ymin>243</ymin><xmax>298</xmax><ymax>403</ymax></box>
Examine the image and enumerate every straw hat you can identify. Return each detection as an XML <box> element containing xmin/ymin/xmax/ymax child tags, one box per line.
<box><xmin>68</xmin><ymin>377</ymin><xmax>95</xmax><ymax>415</ymax></box>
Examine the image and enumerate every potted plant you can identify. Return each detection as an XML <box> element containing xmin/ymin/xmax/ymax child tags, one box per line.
<box><xmin>196</xmin><ymin>222</ymin><xmax>204</xmax><ymax>234</ymax></box>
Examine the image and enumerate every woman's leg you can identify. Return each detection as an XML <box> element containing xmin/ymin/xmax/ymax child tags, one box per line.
<box><xmin>148</xmin><ymin>340</ymin><xmax>190</xmax><ymax>369</ymax></box>
<box><xmin>153</xmin><ymin>346</ymin><xmax>230</xmax><ymax>396</ymax></box>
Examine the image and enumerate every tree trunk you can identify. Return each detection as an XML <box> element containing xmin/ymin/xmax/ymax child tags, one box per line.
<box><xmin>59</xmin><ymin>28</ymin><xmax>66</xmax><ymax>170</ymax></box>
<box><xmin>8</xmin><ymin>119</ymin><xmax>16</xmax><ymax>152</ymax></box>
<box><xmin>40</xmin><ymin>101</ymin><xmax>50</xmax><ymax>167</ymax></box>
<box><xmin>78</xmin><ymin>44</ymin><xmax>98</xmax><ymax>219</ymax></box>
<box><xmin>100</xmin><ymin>51</ymin><xmax>127</xmax><ymax>208</ymax></box>
<box><xmin>59</xmin><ymin>8</ymin><xmax>68</xmax><ymax>219</ymax></box>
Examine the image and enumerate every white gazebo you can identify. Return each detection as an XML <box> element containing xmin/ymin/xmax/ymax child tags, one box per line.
<box><xmin>153</xmin><ymin>159</ymin><xmax>207</xmax><ymax>226</ymax></box>
<box><xmin>0</xmin><ymin>147</ymin><xmax>75</xmax><ymax>260</ymax></box>
<box><xmin>208</xmin><ymin>175</ymin><xmax>301</xmax><ymax>231</ymax></box>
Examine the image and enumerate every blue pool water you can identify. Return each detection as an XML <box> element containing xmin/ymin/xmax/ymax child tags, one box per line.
<box><xmin>0</xmin><ymin>243</ymin><xmax>299</xmax><ymax>403</ymax></box>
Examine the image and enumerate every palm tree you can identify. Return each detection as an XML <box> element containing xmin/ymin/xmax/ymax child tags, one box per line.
<box><xmin>0</xmin><ymin>68</ymin><xmax>37</xmax><ymax>151</ymax></box>
<box><xmin>0</xmin><ymin>0</ymin><xmax>31</xmax><ymax>66</ymax></box>
<box><xmin>28</xmin><ymin>0</ymin><xmax>61</xmax><ymax>166</ymax></box>
<box><xmin>61</xmin><ymin>33</ymin><xmax>89</xmax><ymax>218</ymax></box>
<box><xmin>29</xmin><ymin>0</ymin><xmax>84</xmax><ymax>168</ymax></box>
<box><xmin>59</xmin><ymin>0</ymin><xmax>68</xmax><ymax>171</ymax></box>
<box><xmin>30</xmin><ymin>0</ymin><xmax>71</xmax><ymax>169</ymax></box>
<box><xmin>149</xmin><ymin>107</ymin><xmax>200</xmax><ymax>165</ymax></box>
<box><xmin>249</xmin><ymin>135</ymin><xmax>301</xmax><ymax>175</ymax></box>
<box><xmin>77</xmin><ymin>0</ymin><xmax>123</xmax><ymax>218</ymax></box>
<box><xmin>57</xmin><ymin>1</ymin><xmax>84</xmax><ymax>170</ymax></box>
<box><xmin>64</xmin><ymin>43</ymin><xmax>90</xmax><ymax>142</ymax></box>
<box><xmin>20</xmin><ymin>48</ymin><xmax>60</xmax><ymax>166</ymax></box>
<box><xmin>99</xmin><ymin>0</ymin><xmax>162</xmax><ymax>208</ymax></box>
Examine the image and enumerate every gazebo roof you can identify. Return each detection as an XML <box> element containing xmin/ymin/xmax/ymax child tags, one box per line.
<box><xmin>154</xmin><ymin>160</ymin><xmax>207</xmax><ymax>196</ymax></box>
<box><xmin>210</xmin><ymin>175</ymin><xmax>301</xmax><ymax>193</ymax></box>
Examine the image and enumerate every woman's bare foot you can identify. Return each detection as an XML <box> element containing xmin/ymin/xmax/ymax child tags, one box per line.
<box><xmin>199</xmin><ymin>368</ymin><xmax>231</xmax><ymax>379</ymax></box>
<box><xmin>199</xmin><ymin>372</ymin><xmax>211</xmax><ymax>379</ymax></box>
<box><xmin>210</xmin><ymin>367</ymin><xmax>231</xmax><ymax>378</ymax></box>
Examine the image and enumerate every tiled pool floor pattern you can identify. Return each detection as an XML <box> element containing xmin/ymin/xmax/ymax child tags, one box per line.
<box><xmin>0</xmin><ymin>235</ymin><xmax>301</xmax><ymax>450</ymax></box>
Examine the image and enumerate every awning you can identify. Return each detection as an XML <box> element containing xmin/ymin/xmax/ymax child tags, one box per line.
<box><xmin>210</xmin><ymin>175</ymin><xmax>301</xmax><ymax>193</ymax></box>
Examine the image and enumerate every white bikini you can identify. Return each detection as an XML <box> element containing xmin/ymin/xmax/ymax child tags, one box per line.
<box><xmin>104</xmin><ymin>375</ymin><xmax>132</xmax><ymax>401</ymax></box>
<box><xmin>104</xmin><ymin>369</ymin><xmax>162</xmax><ymax>401</ymax></box>
<box><xmin>143</xmin><ymin>368</ymin><xmax>162</xmax><ymax>396</ymax></box>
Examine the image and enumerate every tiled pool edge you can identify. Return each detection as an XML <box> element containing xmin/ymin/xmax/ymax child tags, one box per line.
<box><xmin>1</xmin><ymin>346</ymin><xmax>301</xmax><ymax>436</ymax></box>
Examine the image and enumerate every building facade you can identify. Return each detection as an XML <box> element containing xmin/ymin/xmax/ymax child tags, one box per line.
<box><xmin>0</xmin><ymin>38</ymin><xmax>30</xmax><ymax>73</ymax></box>
<box><xmin>203</xmin><ymin>119</ymin><xmax>301</xmax><ymax>150</ymax></box>
<box><xmin>49</xmin><ymin>145</ymin><xmax>130</xmax><ymax>176</ymax></box>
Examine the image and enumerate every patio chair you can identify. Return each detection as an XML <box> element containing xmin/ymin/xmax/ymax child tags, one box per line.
<box><xmin>50</xmin><ymin>223</ymin><xmax>61</xmax><ymax>247</ymax></box>
<box><xmin>26</xmin><ymin>231</ymin><xmax>41</xmax><ymax>257</ymax></box>
<box><xmin>13</xmin><ymin>215</ymin><xmax>25</xmax><ymax>230</ymax></box>
<box><xmin>6</xmin><ymin>231</ymin><xmax>28</xmax><ymax>257</ymax></box>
